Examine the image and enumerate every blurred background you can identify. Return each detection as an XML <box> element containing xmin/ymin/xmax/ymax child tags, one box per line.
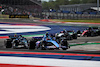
<box><xmin>0</xmin><ymin>0</ymin><xmax>100</xmax><ymax>19</ymax></box>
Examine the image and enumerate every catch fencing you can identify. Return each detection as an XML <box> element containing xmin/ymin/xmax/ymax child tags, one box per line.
<box><xmin>42</xmin><ymin>12</ymin><xmax>100</xmax><ymax>19</ymax></box>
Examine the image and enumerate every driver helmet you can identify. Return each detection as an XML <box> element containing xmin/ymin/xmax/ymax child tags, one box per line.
<box><xmin>63</xmin><ymin>29</ymin><xmax>65</xmax><ymax>31</ymax></box>
<box><xmin>60</xmin><ymin>31</ymin><xmax>63</xmax><ymax>33</ymax></box>
<box><xmin>14</xmin><ymin>34</ymin><xmax>17</xmax><ymax>37</ymax></box>
<box><xmin>19</xmin><ymin>35</ymin><xmax>22</xmax><ymax>37</ymax></box>
<box><xmin>63</xmin><ymin>29</ymin><xmax>66</xmax><ymax>33</ymax></box>
<box><xmin>46</xmin><ymin>32</ymin><xmax>49</xmax><ymax>37</ymax></box>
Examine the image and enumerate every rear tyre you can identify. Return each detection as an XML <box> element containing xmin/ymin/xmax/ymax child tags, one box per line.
<box><xmin>62</xmin><ymin>48</ymin><xmax>67</xmax><ymax>50</ymax></box>
<box><xmin>39</xmin><ymin>41</ymin><xmax>46</xmax><ymax>50</ymax></box>
<box><xmin>61</xmin><ymin>40</ymin><xmax>69</xmax><ymax>50</ymax></box>
<box><xmin>73</xmin><ymin>34</ymin><xmax>77</xmax><ymax>39</ymax></box>
<box><xmin>29</xmin><ymin>41</ymin><xmax>36</xmax><ymax>49</ymax></box>
<box><xmin>4</xmin><ymin>39</ymin><xmax>12</xmax><ymax>48</ymax></box>
<box><xmin>67</xmin><ymin>36</ymin><xmax>73</xmax><ymax>40</ymax></box>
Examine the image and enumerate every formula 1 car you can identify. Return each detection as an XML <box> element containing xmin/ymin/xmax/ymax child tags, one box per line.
<box><xmin>12</xmin><ymin>37</ymin><xmax>29</xmax><ymax>49</ymax></box>
<box><xmin>82</xmin><ymin>27</ymin><xmax>99</xmax><ymax>37</ymax></box>
<box><xmin>56</xmin><ymin>33</ymin><xmax>73</xmax><ymax>40</ymax></box>
<box><xmin>4</xmin><ymin>35</ymin><xmax>29</xmax><ymax>49</ymax></box>
<box><xmin>67</xmin><ymin>31</ymin><xmax>77</xmax><ymax>39</ymax></box>
<box><xmin>56</xmin><ymin>30</ymin><xmax>77</xmax><ymax>41</ymax></box>
<box><xmin>29</xmin><ymin>36</ymin><xmax>70</xmax><ymax>50</ymax></box>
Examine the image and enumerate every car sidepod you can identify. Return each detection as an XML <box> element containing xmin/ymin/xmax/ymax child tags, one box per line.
<box><xmin>46</xmin><ymin>40</ymin><xmax>60</xmax><ymax>49</ymax></box>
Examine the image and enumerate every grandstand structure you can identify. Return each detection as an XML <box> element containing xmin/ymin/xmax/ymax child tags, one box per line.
<box><xmin>0</xmin><ymin>0</ymin><xmax>42</xmax><ymax>16</ymax></box>
<box><xmin>59</xmin><ymin>3</ymin><xmax>97</xmax><ymax>14</ymax></box>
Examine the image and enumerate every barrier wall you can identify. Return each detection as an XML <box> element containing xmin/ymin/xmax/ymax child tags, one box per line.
<box><xmin>0</xmin><ymin>51</ymin><xmax>100</xmax><ymax>67</ymax></box>
<box><xmin>42</xmin><ymin>12</ymin><xmax>100</xmax><ymax>19</ymax></box>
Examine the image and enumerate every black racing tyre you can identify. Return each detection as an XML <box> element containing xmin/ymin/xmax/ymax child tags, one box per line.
<box><xmin>69</xmin><ymin>46</ymin><xmax>70</xmax><ymax>48</ymax></box>
<box><xmin>67</xmin><ymin>35</ymin><xmax>73</xmax><ymax>40</ymax></box>
<box><xmin>29</xmin><ymin>41</ymin><xmax>36</xmax><ymax>49</ymax></box>
<box><xmin>73</xmin><ymin>34</ymin><xmax>77</xmax><ymax>39</ymax></box>
<box><xmin>91</xmin><ymin>32</ymin><xmax>94</xmax><ymax>37</ymax></box>
<box><xmin>87</xmin><ymin>32</ymin><xmax>94</xmax><ymax>37</ymax></box>
<box><xmin>61</xmin><ymin>40</ymin><xmax>69</xmax><ymax>50</ymax></box>
<box><xmin>62</xmin><ymin>40</ymin><xmax>68</xmax><ymax>47</ymax></box>
<box><xmin>87</xmin><ymin>32</ymin><xmax>91</xmax><ymax>37</ymax></box>
<box><xmin>39</xmin><ymin>41</ymin><xmax>46</xmax><ymax>50</ymax></box>
<box><xmin>41</xmin><ymin>46</ymin><xmax>46</xmax><ymax>50</ymax></box>
<box><xmin>62</xmin><ymin>48</ymin><xmax>67</xmax><ymax>50</ymax></box>
<box><xmin>97</xmin><ymin>30</ymin><xmax>100</xmax><ymax>35</ymax></box>
<box><xmin>4</xmin><ymin>39</ymin><xmax>12</xmax><ymax>48</ymax></box>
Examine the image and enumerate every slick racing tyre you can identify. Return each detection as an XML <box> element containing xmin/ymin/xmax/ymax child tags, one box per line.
<box><xmin>87</xmin><ymin>32</ymin><xmax>94</xmax><ymax>37</ymax></box>
<box><xmin>73</xmin><ymin>34</ymin><xmax>77</xmax><ymax>39</ymax></box>
<box><xmin>29</xmin><ymin>41</ymin><xmax>36</xmax><ymax>49</ymax></box>
<box><xmin>67</xmin><ymin>35</ymin><xmax>73</xmax><ymax>40</ymax></box>
<box><xmin>4</xmin><ymin>39</ymin><xmax>12</xmax><ymax>48</ymax></box>
<box><xmin>61</xmin><ymin>40</ymin><xmax>69</xmax><ymax>50</ymax></box>
<box><xmin>62</xmin><ymin>48</ymin><xmax>67</xmax><ymax>50</ymax></box>
<box><xmin>39</xmin><ymin>41</ymin><xmax>46</xmax><ymax>50</ymax></box>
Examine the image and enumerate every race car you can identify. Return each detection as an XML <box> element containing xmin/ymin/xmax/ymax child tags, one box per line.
<box><xmin>29</xmin><ymin>33</ymin><xmax>70</xmax><ymax>50</ymax></box>
<box><xmin>67</xmin><ymin>31</ymin><xmax>77</xmax><ymax>39</ymax></box>
<box><xmin>56</xmin><ymin>32</ymin><xmax>73</xmax><ymax>40</ymax></box>
<box><xmin>4</xmin><ymin>35</ymin><xmax>29</xmax><ymax>49</ymax></box>
<box><xmin>55</xmin><ymin>30</ymin><xmax>77</xmax><ymax>41</ymax></box>
<box><xmin>12</xmin><ymin>37</ymin><xmax>29</xmax><ymax>49</ymax></box>
<box><xmin>82</xmin><ymin>27</ymin><xmax>99</xmax><ymax>37</ymax></box>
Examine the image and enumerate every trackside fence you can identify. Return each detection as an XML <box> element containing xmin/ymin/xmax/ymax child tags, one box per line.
<box><xmin>42</xmin><ymin>12</ymin><xmax>100</xmax><ymax>19</ymax></box>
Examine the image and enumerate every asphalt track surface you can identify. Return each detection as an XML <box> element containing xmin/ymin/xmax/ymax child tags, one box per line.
<box><xmin>0</xmin><ymin>19</ymin><xmax>100</xmax><ymax>54</ymax></box>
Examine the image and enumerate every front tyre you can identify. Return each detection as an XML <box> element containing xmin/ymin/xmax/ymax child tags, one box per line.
<box><xmin>39</xmin><ymin>41</ymin><xmax>46</xmax><ymax>50</ymax></box>
<box><xmin>29</xmin><ymin>41</ymin><xmax>36</xmax><ymax>49</ymax></box>
<box><xmin>62</xmin><ymin>48</ymin><xmax>67</xmax><ymax>50</ymax></box>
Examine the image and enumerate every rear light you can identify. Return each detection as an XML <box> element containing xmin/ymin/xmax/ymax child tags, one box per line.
<box><xmin>47</xmin><ymin>38</ymin><xmax>50</xmax><ymax>40</ymax></box>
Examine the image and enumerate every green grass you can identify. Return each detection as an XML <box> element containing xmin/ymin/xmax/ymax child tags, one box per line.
<box><xmin>51</xmin><ymin>19</ymin><xmax>100</xmax><ymax>23</ymax></box>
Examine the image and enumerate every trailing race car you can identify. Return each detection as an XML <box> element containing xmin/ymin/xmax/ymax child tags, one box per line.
<box><xmin>12</xmin><ymin>37</ymin><xmax>29</xmax><ymax>49</ymax></box>
<box><xmin>56</xmin><ymin>32</ymin><xmax>73</xmax><ymax>40</ymax></box>
<box><xmin>4</xmin><ymin>35</ymin><xmax>29</xmax><ymax>49</ymax></box>
<box><xmin>67</xmin><ymin>31</ymin><xmax>77</xmax><ymax>39</ymax></box>
<box><xmin>55</xmin><ymin>30</ymin><xmax>77</xmax><ymax>41</ymax></box>
<box><xmin>82</xmin><ymin>27</ymin><xmax>99</xmax><ymax>37</ymax></box>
